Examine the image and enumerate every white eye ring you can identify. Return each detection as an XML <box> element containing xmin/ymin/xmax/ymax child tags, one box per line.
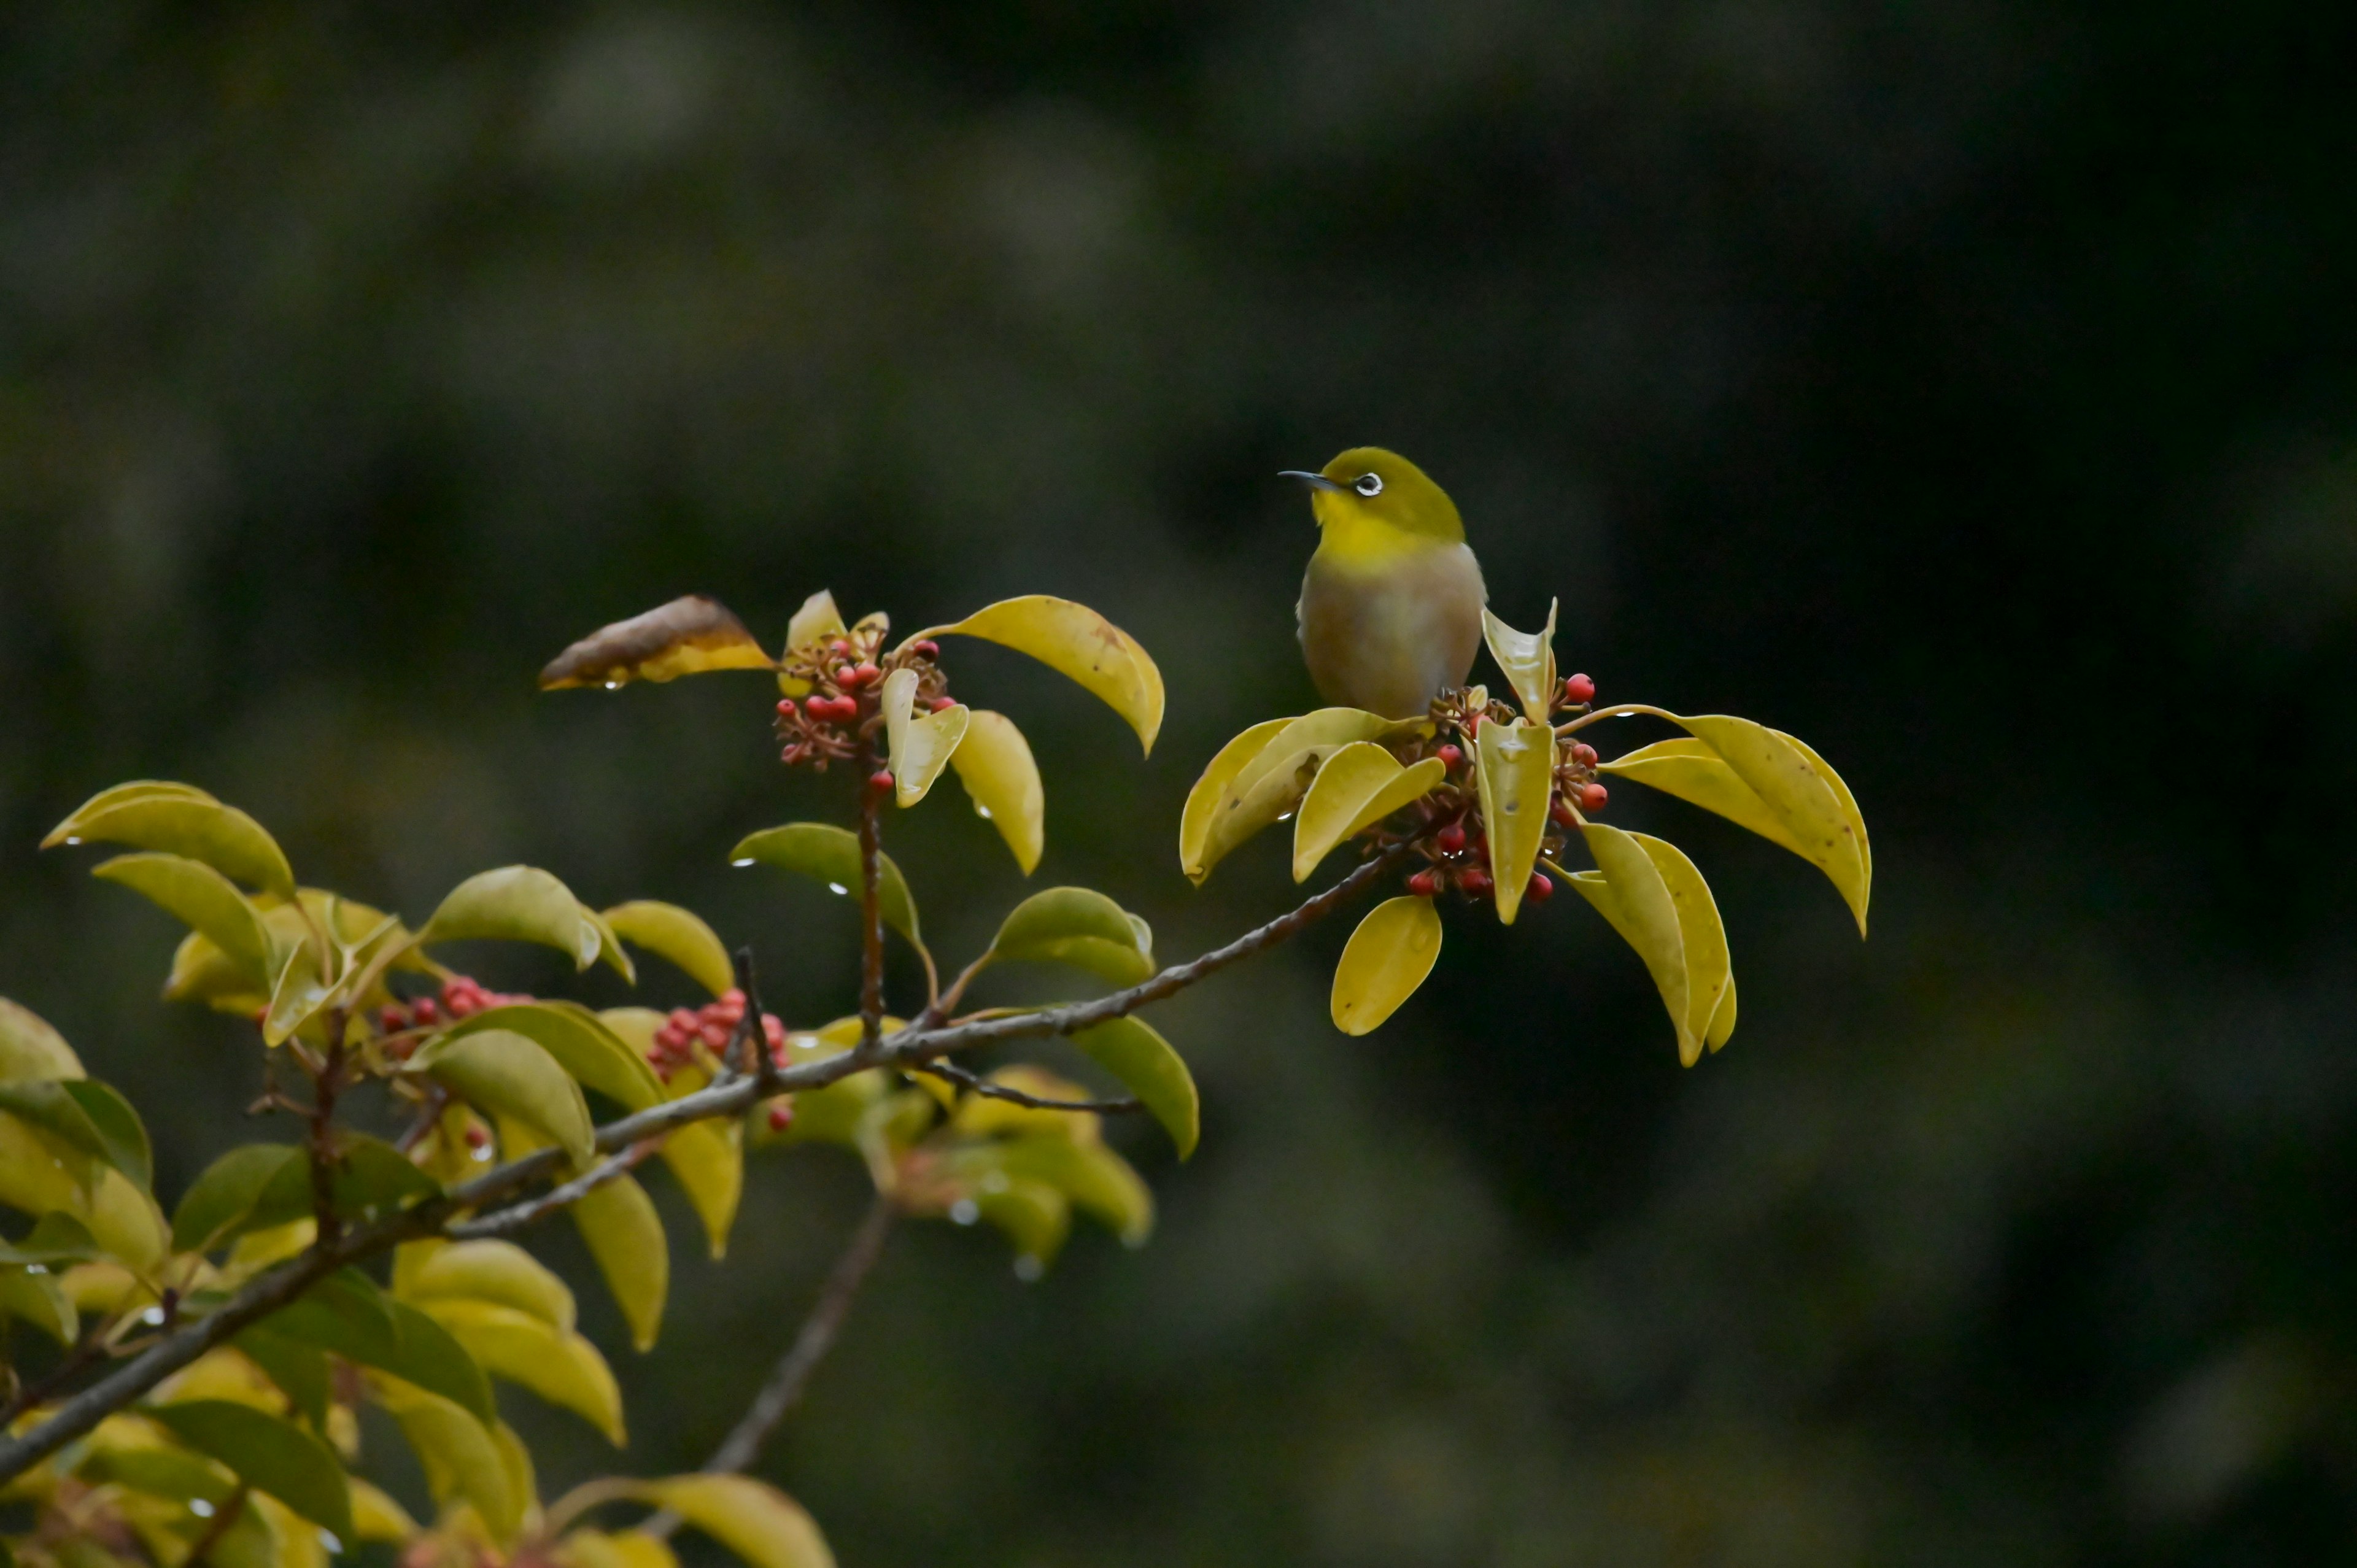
<box><xmin>1353</xmin><ymin>473</ymin><xmax>1384</xmax><ymax>496</ymax></box>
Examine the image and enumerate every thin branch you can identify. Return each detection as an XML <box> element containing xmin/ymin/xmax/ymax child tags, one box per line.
<box><xmin>1552</xmin><ymin>701</ymin><xmax>1673</xmax><ymax>736</ymax></box>
<box><xmin>725</xmin><ymin>946</ymin><xmax>776</xmax><ymax>1090</ymax></box>
<box><xmin>445</xmin><ymin>1140</ymin><xmax>659</xmax><ymax>1240</ymax></box>
<box><xmin>644</xmin><ymin>1192</ymin><xmax>898</xmax><ymax>1540</ymax></box>
<box><xmin>915</xmin><ymin>1059</ymin><xmax>1142</xmax><ymax>1114</ymax></box>
<box><xmin>0</xmin><ymin>849</ymin><xmax>1401</xmax><ymax>1484</ymax></box>
<box><xmin>872</xmin><ymin>843</ymin><xmax>1412</xmax><ymax>1068</ymax></box>
<box><xmin>856</xmin><ymin>763</ymin><xmax>887</xmax><ymax>1055</ymax></box>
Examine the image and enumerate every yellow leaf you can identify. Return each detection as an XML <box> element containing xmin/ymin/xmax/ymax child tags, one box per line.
<box><xmin>1226</xmin><ymin>709</ymin><xmax>1421</xmax><ymax>803</ymax></box>
<box><xmin>973</xmin><ymin>1179</ymin><xmax>1070</xmax><ymax>1275</ymax></box>
<box><xmin>602</xmin><ymin>901</ymin><xmax>735</xmax><ymax>999</ymax></box>
<box><xmin>91</xmin><ymin>853</ymin><xmax>273</xmax><ymax>971</ymax></box>
<box><xmin>163</xmin><ymin>930</ymin><xmax>269</xmax><ymax>1018</ymax></box>
<box><xmin>908</xmin><ymin>595</ymin><xmax>1163</xmax><ymax>755</ymax></box>
<box><xmin>1568</xmin><ymin>825</ymin><xmax>1731</xmax><ymax>1066</ymax></box>
<box><xmin>1070</xmin><ymin>1016</ymin><xmax>1198</xmax><ymax>1159</ymax></box>
<box><xmin>573</xmin><ymin>1173</ymin><xmax>667</xmax><ymax>1352</ymax></box>
<box><xmin>784</xmin><ymin>589</ymin><xmax>846</xmax><ymax>654</ymax></box>
<box><xmin>370</xmin><ymin>1377</ymin><xmax>523</xmax><ymax>1543</ymax></box>
<box><xmin>1178</xmin><ymin>716</ymin><xmax>1293</xmax><ymax>881</ymax></box>
<box><xmin>879</xmin><ymin>668</ymin><xmax>970</xmax><ymax>808</ymax></box>
<box><xmin>442</xmin><ymin>1002</ymin><xmax>666</xmax><ymax>1114</ymax></box>
<box><xmin>1782</xmin><ymin>730</ymin><xmax>1873</xmax><ymax>907</ymax></box>
<box><xmin>611</xmin><ymin>1477</ymin><xmax>834</xmax><ymax>1568</ymax></box>
<box><xmin>559</xmin><ymin>1530</ymin><xmax>683</xmax><ymax>1568</ymax></box>
<box><xmin>539</xmin><ymin>595</ymin><xmax>775</xmax><ymax>690</ymax></box>
<box><xmin>411</xmin><ymin>1029</ymin><xmax>596</xmax><ymax>1170</ymax></box>
<box><xmin>1291</xmin><ymin>744</ymin><xmax>1447</xmax><ymax>882</ymax></box>
<box><xmin>0</xmin><ymin>997</ymin><xmax>83</xmax><ymax>1084</ymax></box>
<box><xmin>1475</xmin><ymin>718</ymin><xmax>1556</xmax><ymax>923</ymax></box>
<box><xmin>422</xmin><ymin>866</ymin><xmax>603</xmax><ymax>970</ymax></box>
<box><xmin>348</xmin><ymin>1478</ymin><xmax>419</xmax><ymax>1543</ymax></box>
<box><xmin>1480</xmin><ymin>599</ymin><xmax>1558</xmax><ymax>721</ymax></box>
<box><xmin>950</xmin><ymin>1065</ymin><xmax>1102</xmax><ymax>1143</ymax></box>
<box><xmin>416</xmin><ymin>1297</ymin><xmax>626</xmax><ymax>1445</ymax></box>
<box><xmin>1664</xmin><ymin>716</ymin><xmax>1870</xmax><ymax>937</ymax></box>
<box><xmin>947</xmin><ymin>709</ymin><xmax>1045</xmax><ymax>874</ymax></box>
<box><xmin>1329</xmin><ymin>895</ymin><xmax>1443</xmax><ymax>1035</ymax></box>
<box><xmin>396</xmin><ymin>1238</ymin><xmax>576</xmax><ymax>1331</ymax></box>
<box><xmin>1598</xmin><ymin>740</ymin><xmax>1811</xmax><ymax>857</ymax></box>
<box><xmin>44</xmin><ymin>782</ymin><xmax>296</xmax><ymax>898</ymax></box>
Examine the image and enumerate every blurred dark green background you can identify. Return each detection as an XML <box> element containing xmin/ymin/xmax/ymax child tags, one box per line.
<box><xmin>5</xmin><ymin>2</ymin><xmax>2355</xmax><ymax>1562</ymax></box>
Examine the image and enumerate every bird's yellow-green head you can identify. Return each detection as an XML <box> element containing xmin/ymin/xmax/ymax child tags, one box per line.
<box><xmin>1281</xmin><ymin>447</ymin><xmax>1465</xmax><ymax>562</ymax></box>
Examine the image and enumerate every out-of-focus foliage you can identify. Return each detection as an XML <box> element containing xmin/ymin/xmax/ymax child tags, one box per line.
<box><xmin>1</xmin><ymin>1</ymin><xmax>2352</xmax><ymax>1562</ymax></box>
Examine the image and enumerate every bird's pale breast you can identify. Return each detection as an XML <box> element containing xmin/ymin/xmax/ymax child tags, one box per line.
<box><xmin>1296</xmin><ymin>542</ymin><xmax>1487</xmax><ymax>718</ymax></box>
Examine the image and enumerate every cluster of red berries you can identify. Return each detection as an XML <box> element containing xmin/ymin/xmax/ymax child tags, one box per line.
<box><xmin>649</xmin><ymin>989</ymin><xmax>789</xmax><ymax>1072</ymax></box>
<box><xmin>1403</xmin><ymin>817</ymin><xmax>1556</xmax><ymax>906</ymax></box>
<box><xmin>773</xmin><ymin>635</ymin><xmax>951</xmax><ymax>771</ymax></box>
<box><xmin>374</xmin><ymin>975</ymin><xmax>532</xmax><ymax>1057</ymax></box>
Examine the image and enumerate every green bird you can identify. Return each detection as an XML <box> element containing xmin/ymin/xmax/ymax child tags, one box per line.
<box><xmin>1285</xmin><ymin>447</ymin><xmax>1488</xmax><ymax>719</ymax></box>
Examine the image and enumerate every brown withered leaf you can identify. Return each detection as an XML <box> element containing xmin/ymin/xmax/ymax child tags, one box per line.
<box><xmin>539</xmin><ymin>597</ymin><xmax>776</xmax><ymax>690</ymax></box>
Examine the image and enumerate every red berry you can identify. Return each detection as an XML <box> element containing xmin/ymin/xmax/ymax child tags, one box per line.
<box><xmin>835</xmin><ymin>665</ymin><xmax>859</xmax><ymax>686</ymax></box>
<box><xmin>1563</xmin><ymin>673</ymin><xmax>1596</xmax><ymax>705</ymax></box>
<box><xmin>766</xmin><ymin>1102</ymin><xmax>794</xmax><ymax>1132</ymax></box>
<box><xmin>828</xmin><ymin>639</ymin><xmax>853</xmax><ymax>657</ymax></box>
<box><xmin>869</xmin><ymin>770</ymin><xmax>896</xmax><ymax>792</ymax></box>
<box><xmin>1461</xmin><ymin>868</ymin><xmax>1493</xmax><ymax>897</ymax></box>
<box><xmin>1525</xmin><ymin>872</ymin><xmax>1554</xmax><ymax>903</ymax></box>
<box><xmin>463</xmin><ymin>1124</ymin><xmax>489</xmax><ymax>1149</ymax></box>
<box><xmin>1582</xmin><ymin>782</ymin><xmax>1609</xmax><ymax>811</ymax></box>
<box><xmin>1406</xmin><ymin>870</ymin><xmax>1438</xmax><ymax>897</ymax></box>
<box><xmin>929</xmin><ymin>696</ymin><xmax>957</xmax><ymax>713</ymax></box>
<box><xmin>851</xmin><ymin>662</ymin><xmax>881</xmax><ymax>687</ymax></box>
<box><xmin>833</xmin><ymin>695</ymin><xmax>862</xmax><ymax>720</ymax></box>
<box><xmin>412</xmin><ymin>998</ymin><xmax>439</xmax><ymax>1025</ymax></box>
<box><xmin>1571</xmin><ymin>742</ymin><xmax>1598</xmax><ymax>765</ymax></box>
<box><xmin>776</xmin><ymin>698</ymin><xmax>797</xmax><ymax>716</ymax></box>
<box><xmin>379</xmin><ymin>1004</ymin><xmax>406</xmax><ymax>1032</ymax></box>
<box><xmin>913</xmin><ymin>639</ymin><xmax>940</xmax><ymax>658</ymax></box>
<box><xmin>1436</xmin><ymin>823</ymin><xmax>1466</xmax><ymax>854</ymax></box>
<box><xmin>1465</xmin><ymin>714</ymin><xmax>1482</xmax><ymax>736</ymax></box>
<box><xmin>1436</xmin><ymin>744</ymin><xmax>1463</xmax><ymax>767</ymax></box>
<box><xmin>1550</xmin><ymin>797</ymin><xmax>1576</xmax><ymax>827</ymax></box>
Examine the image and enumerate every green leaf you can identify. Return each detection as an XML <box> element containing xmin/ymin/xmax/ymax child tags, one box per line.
<box><xmin>420</xmin><ymin>866</ymin><xmax>602</xmax><ymax>970</ymax></box>
<box><xmin>1568</xmin><ymin>823</ymin><xmax>1732</xmax><ymax>1066</ymax></box>
<box><xmin>0</xmin><ymin>1211</ymin><xmax>99</xmax><ymax>1268</ymax></box>
<box><xmin>412</xmin><ymin>1028</ymin><xmax>596</xmax><ymax>1169</ymax></box>
<box><xmin>1178</xmin><ymin>717</ymin><xmax>1293</xmax><ymax>881</ymax></box>
<box><xmin>415</xmin><ymin>1297</ymin><xmax>626</xmax><ymax>1445</ymax></box>
<box><xmin>0</xmin><ymin>1080</ymin><xmax>151</xmax><ymax>1192</ymax></box>
<box><xmin>247</xmin><ymin>1131</ymin><xmax>441</xmax><ymax>1232</ymax></box>
<box><xmin>1069</xmin><ymin>1016</ymin><xmax>1198</xmax><ymax>1158</ymax></box>
<box><xmin>602</xmin><ymin>902</ymin><xmax>735</xmax><ymax>998</ymax></box>
<box><xmin>622</xmin><ymin>1475</ymin><xmax>835</xmax><ymax>1568</ymax></box>
<box><xmin>984</xmin><ymin>887</ymin><xmax>1156</xmax><ymax>987</ymax></box>
<box><xmin>728</xmin><ymin>824</ymin><xmax>922</xmax><ymax>947</ymax></box>
<box><xmin>231</xmin><ymin>1326</ymin><xmax>333</xmax><ymax>1428</ymax></box>
<box><xmin>163</xmin><ymin>931</ymin><xmax>271</xmax><ymax>1016</ymax></box>
<box><xmin>948</xmin><ymin>710</ymin><xmax>1045</xmax><ymax>874</ymax></box>
<box><xmin>172</xmin><ymin>1145</ymin><xmax>303</xmax><ymax>1253</ymax></box>
<box><xmin>1291</xmin><ymin>744</ymin><xmax>1447</xmax><ymax>882</ymax></box>
<box><xmin>906</xmin><ymin>594</ymin><xmax>1164</xmax><ymax>755</ymax></box>
<box><xmin>0</xmin><ymin>1265</ymin><xmax>79</xmax><ymax>1345</ymax></box>
<box><xmin>273</xmin><ymin>1272</ymin><xmax>497</xmax><ymax>1423</ymax></box>
<box><xmin>538</xmin><ymin>595</ymin><xmax>776</xmax><ymax>690</ymax></box>
<box><xmin>1474</xmin><ymin>717</ymin><xmax>1556</xmax><ymax>923</ymax></box>
<box><xmin>144</xmin><ymin>1400</ymin><xmax>354</xmax><ymax>1541</ymax></box>
<box><xmin>973</xmin><ymin>1180</ymin><xmax>1071</xmax><ymax>1275</ymax></box>
<box><xmin>1480</xmin><ymin>600</ymin><xmax>1560</xmax><ymax>722</ymax></box>
<box><xmin>90</xmin><ymin>852</ymin><xmax>273</xmax><ymax>974</ymax></box>
<box><xmin>1636</xmin><ymin>716</ymin><xmax>1870</xmax><ymax>937</ymax></box>
<box><xmin>44</xmin><ymin>782</ymin><xmax>296</xmax><ymax>898</ymax></box>
<box><xmin>574</xmin><ymin>1172</ymin><xmax>668</xmax><ymax>1352</ymax></box>
<box><xmin>985</xmin><ymin>1135</ymin><xmax>1153</xmax><ymax>1246</ymax></box>
<box><xmin>1329</xmin><ymin>894</ymin><xmax>1444</xmax><ymax>1036</ymax></box>
<box><xmin>879</xmin><ymin>667</ymin><xmax>970</xmax><ymax>808</ymax></box>
<box><xmin>395</xmin><ymin>1237</ymin><xmax>578</xmax><ymax>1329</ymax></box>
<box><xmin>0</xmin><ymin>997</ymin><xmax>83</xmax><ymax>1084</ymax></box>
<box><xmin>443</xmin><ymin>1002</ymin><xmax>665</xmax><ymax>1114</ymax></box>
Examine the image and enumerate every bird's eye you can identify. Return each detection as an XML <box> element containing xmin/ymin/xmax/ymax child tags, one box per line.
<box><xmin>1353</xmin><ymin>473</ymin><xmax>1384</xmax><ymax>496</ymax></box>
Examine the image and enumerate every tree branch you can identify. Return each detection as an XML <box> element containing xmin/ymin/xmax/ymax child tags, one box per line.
<box><xmin>0</xmin><ymin>846</ymin><xmax>1403</xmax><ymax>1484</ymax></box>
<box><xmin>914</xmin><ymin>1058</ymin><xmax>1141</xmax><ymax>1114</ymax></box>
<box><xmin>856</xmin><ymin>760</ymin><xmax>887</xmax><ymax>1056</ymax></box>
<box><xmin>644</xmin><ymin>1192</ymin><xmax>897</xmax><ymax>1539</ymax></box>
<box><xmin>444</xmin><ymin>1140</ymin><xmax>659</xmax><ymax>1240</ymax></box>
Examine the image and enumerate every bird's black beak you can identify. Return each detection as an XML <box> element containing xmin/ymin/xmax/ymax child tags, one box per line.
<box><xmin>1279</xmin><ymin>470</ymin><xmax>1345</xmax><ymax>492</ymax></box>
